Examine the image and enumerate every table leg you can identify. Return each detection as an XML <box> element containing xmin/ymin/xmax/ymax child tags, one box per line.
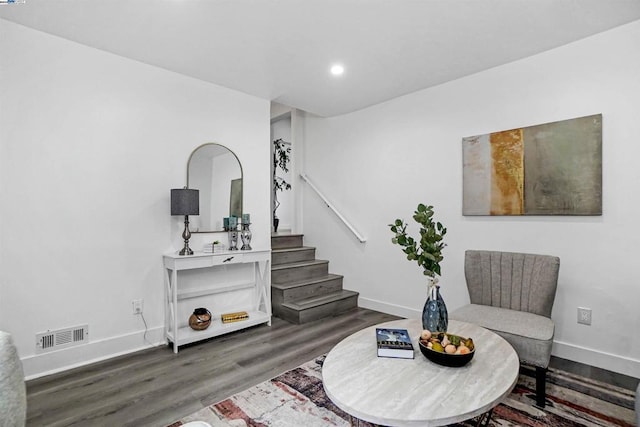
<box><xmin>475</xmin><ymin>408</ymin><xmax>494</xmax><ymax>426</ymax></box>
<box><xmin>348</xmin><ymin>415</ymin><xmax>383</xmax><ymax>427</ymax></box>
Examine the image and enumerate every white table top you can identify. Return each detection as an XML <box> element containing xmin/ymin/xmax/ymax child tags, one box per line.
<box><xmin>322</xmin><ymin>319</ymin><xmax>519</xmax><ymax>426</ymax></box>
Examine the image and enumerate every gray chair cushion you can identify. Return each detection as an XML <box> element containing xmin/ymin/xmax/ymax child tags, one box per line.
<box><xmin>0</xmin><ymin>331</ymin><xmax>27</xmax><ymax>427</ymax></box>
<box><xmin>450</xmin><ymin>304</ymin><xmax>554</xmax><ymax>368</ymax></box>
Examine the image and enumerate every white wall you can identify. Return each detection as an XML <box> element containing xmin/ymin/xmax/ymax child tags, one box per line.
<box><xmin>0</xmin><ymin>20</ymin><xmax>270</xmax><ymax>378</ymax></box>
<box><xmin>300</xmin><ymin>20</ymin><xmax>640</xmax><ymax>378</ymax></box>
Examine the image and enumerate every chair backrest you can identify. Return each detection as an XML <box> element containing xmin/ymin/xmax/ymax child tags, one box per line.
<box><xmin>464</xmin><ymin>250</ymin><xmax>560</xmax><ymax>318</ymax></box>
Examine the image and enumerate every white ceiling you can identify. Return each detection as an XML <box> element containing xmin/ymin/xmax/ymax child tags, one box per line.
<box><xmin>2</xmin><ymin>1</ymin><xmax>640</xmax><ymax>117</ymax></box>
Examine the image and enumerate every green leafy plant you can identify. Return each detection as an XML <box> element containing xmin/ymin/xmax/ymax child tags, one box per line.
<box><xmin>389</xmin><ymin>204</ymin><xmax>447</xmax><ymax>278</ymax></box>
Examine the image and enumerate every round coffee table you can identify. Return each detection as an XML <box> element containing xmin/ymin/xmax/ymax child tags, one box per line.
<box><xmin>322</xmin><ymin>319</ymin><xmax>519</xmax><ymax>426</ymax></box>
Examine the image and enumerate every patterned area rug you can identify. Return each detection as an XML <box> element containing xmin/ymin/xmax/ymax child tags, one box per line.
<box><xmin>169</xmin><ymin>356</ymin><xmax>636</xmax><ymax>427</ymax></box>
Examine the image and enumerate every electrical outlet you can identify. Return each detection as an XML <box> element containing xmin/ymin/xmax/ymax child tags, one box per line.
<box><xmin>577</xmin><ymin>307</ymin><xmax>592</xmax><ymax>325</ymax></box>
<box><xmin>132</xmin><ymin>299</ymin><xmax>143</xmax><ymax>315</ymax></box>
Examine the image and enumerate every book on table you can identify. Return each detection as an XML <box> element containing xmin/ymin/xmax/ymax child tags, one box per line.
<box><xmin>376</xmin><ymin>328</ymin><xmax>414</xmax><ymax>359</ymax></box>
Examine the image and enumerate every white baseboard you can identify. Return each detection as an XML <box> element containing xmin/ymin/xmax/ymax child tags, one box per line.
<box><xmin>359</xmin><ymin>297</ymin><xmax>640</xmax><ymax>379</ymax></box>
<box><xmin>358</xmin><ymin>297</ymin><xmax>420</xmax><ymax>320</ymax></box>
<box><xmin>22</xmin><ymin>326</ymin><xmax>165</xmax><ymax>380</ymax></box>
<box><xmin>552</xmin><ymin>340</ymin><xmax>640</xmax><ymax>379</ymax></box>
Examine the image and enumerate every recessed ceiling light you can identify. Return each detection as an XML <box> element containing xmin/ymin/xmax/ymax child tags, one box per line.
<box><xmin>330</xmin><ymin>64</ymin><xmax>345</xmax><ymax>76</ymax></box>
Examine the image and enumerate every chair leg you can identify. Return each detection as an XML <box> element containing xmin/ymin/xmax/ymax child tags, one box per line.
<box><xmin>535</xmin><ymin>366</ymin><xmax>547</xmax><ymax>408</ymax></box>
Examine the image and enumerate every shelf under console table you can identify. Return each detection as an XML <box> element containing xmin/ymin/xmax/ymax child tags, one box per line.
<box><xmin>163</xmin><ymin>249</ymin><xmax>271</xmax><ymax>354</ymax></box>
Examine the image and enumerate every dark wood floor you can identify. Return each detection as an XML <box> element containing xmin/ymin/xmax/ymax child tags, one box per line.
<box><xmin>25</xmin><ymin>308</ymin><xmax>400</xmax><ymax>427</ymax></box>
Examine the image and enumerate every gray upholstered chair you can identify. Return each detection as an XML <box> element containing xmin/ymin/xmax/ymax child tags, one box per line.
<box><xmin>0</xmin><ymin>331</ymin><xmax>27</xmax><ymax>426</ymax></box>
<box><xmin>450</xmin><ymin>250</ymin><xmax>560</xmax><ymax>408</ymax></box>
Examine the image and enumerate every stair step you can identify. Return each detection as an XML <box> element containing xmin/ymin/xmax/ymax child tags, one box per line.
<box><xmin>272</xmin><ymin>274</ymin><xmax>344</xmax><ymax>303</ymax></box>
<box><xmin>283</xmin><ymin>289</ymin><xmax>358</xmax><ymax>310</ymax></box>
<box><xmin>271</xmin><ymin>234</ymin><xmax>304</xmax><ymax>250</ymax></box>
<box><xmin>274</xmin><ymin>290</ymin><xmax>359</xmax><ymax>324</ymax></box>
<box><xmin>270</xmin><ymin>233</ymin><xmax>358</xmax><ymax>325</ymax></box>
<box><xmin>271</xmin><ymin>260</ymin><xmax>329</xmax><ymax>284</ymax></box>
<box><xmin>272</xmin><ymin>246</ymin><xmax>316</xmax><ymax>266</ymax></box>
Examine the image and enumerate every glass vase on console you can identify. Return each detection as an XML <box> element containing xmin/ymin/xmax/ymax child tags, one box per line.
<box><xmin>422</xmin><ymin>276</ymin><xmax>448</xmax><ymax>332</ymax></box>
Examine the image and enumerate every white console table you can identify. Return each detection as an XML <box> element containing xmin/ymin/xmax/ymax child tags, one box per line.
<box><xmin>163</xmin><ymin>249</ymin><xmax>271</xmax><ymax>353</ymax></box>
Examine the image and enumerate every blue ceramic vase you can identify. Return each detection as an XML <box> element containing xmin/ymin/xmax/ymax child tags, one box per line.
<box><xmin>422</xmin><ymin>281</ymin><xmax>448</xmax><ymax>332</ymax></box>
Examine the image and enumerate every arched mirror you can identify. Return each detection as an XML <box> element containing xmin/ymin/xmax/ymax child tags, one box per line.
<box><xmin>187</xmin><ymin>143</ymin><xmax>242</xmax><ymax>233</ymax></box>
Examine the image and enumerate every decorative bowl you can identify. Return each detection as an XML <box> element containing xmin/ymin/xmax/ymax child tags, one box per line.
<box><xmin>418</xmin><ymin>333</ymin><xmax>475</xmax><ymax>367</ymax></box>
<box><xmin>188</xmin><ymin>307</ymin><xmax>212</xmax><ymax>331</ymax></box>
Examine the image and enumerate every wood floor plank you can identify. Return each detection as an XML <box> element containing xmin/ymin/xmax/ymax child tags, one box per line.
<box><xmin>26</xmin><ymin>308</ymin><xmax>400</xmax><ymax>427</ymax></box>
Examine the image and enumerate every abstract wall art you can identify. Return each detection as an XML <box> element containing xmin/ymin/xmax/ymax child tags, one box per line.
<box><xmin>462</xmin><ymin>114</ymin><xmax>602</xmax><ymax>216</ymax></box>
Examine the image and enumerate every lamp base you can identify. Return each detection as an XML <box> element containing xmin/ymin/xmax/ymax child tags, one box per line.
<box><xmin>179</xmin><ymin>245</ymin><xmax>194</xmax><ymax>256</ymax></box>
<box><xmin>178</xmin><ymin>215</ymin><xmax>194</xmax><ymax>256</ymax></box>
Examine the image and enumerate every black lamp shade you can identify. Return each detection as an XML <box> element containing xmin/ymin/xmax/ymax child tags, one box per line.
<box><xmin>171</xmin><ymin>189</ymin><xmax>199</xmax><ymax>216</ymax></box>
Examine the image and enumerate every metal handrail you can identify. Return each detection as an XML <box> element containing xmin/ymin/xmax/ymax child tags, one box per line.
<box><xmin>299</xmin><ymin>173</ymin><xmax>366</xmax><ymax>243</ymax></box>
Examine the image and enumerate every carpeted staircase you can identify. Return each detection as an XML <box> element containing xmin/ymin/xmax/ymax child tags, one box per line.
<box><xmin>271</xmin><ymin>234</ymin><xmax>358</xmax><ymax>324</ymax></box>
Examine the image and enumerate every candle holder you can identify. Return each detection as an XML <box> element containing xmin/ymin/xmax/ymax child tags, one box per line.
<box><xmin>229</xmin><ymin>227</ymin><xmax>239</xmax><ymax>251</ymax></box>
<box><xmin>240</xmin><ymin>223</ymin><xmax>252</xmax><ymax>250</ymax></box>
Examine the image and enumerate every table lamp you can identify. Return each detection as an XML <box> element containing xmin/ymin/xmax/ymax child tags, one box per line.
<box><xmin>171</xmin><ymin>188</ymin><xmax>199</xmax><ymax>255</ymax></box>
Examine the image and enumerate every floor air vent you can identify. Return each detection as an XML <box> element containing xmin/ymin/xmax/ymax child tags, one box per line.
<box><xmin>36</xmin><ymin>324</ymin><xmax>89</xmax><ymax>353</ymax></box>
